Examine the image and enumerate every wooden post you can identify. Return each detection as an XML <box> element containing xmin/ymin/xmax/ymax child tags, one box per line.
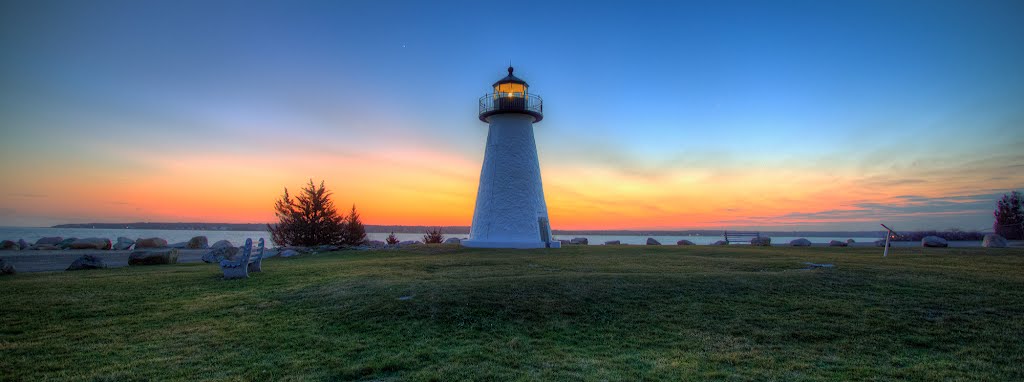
<box><xmin>880</xmin><ymin>223</ymin><xmax>897</xmax><ymax>257</ymax></box>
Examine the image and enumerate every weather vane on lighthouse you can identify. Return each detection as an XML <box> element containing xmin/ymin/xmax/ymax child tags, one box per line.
<box><xmin>462</xmin><ymin>66</ymin><xmax>558</xmax><ymax>249</ymax></box>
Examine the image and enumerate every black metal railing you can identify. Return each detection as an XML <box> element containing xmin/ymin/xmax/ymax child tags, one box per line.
<box><xmin>478</xmin><ymin>93</ymin><xmax>543</xmax><ymax>122</ymax></box>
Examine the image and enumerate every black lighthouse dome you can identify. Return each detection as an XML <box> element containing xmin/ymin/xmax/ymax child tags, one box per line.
<box><xmin>479</xmin><ymin>66</ymin><xmax>543</xmax><ymax>123</ymax></box>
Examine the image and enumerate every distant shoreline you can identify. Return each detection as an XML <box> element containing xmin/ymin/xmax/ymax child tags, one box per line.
<box><xmin>46</xmin><ymin>222</ymin><xmax>897</xmax><ymax>238</ymax></box>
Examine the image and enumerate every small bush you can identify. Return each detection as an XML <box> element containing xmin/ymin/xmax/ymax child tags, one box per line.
<box><xmin>386</xmin><ymin>232</ymin><xmax>400</xmax><ymax>245</ymax></box>
<box><xmin>423</xmin><ymin>228</ymin><xmax>444</xmax><ymax>244</ymax></box>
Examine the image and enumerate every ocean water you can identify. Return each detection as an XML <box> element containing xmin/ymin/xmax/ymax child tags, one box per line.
<box><xmin>0</xmin><ymin>227</ymin><xmax>882</xmax><ymax>247</ymax></box>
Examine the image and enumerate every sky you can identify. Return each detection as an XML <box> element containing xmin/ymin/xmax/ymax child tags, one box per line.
<box><xmin>1</xmin><ymin>0</ymin><xmax>1022</xmax><ymax>231</ymax></box>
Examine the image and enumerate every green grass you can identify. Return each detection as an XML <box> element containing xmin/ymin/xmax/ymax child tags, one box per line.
<box><xmin>2</xmin><ymin>245</ymin><xmax>1023</xmax><ymax>381</ymax></box>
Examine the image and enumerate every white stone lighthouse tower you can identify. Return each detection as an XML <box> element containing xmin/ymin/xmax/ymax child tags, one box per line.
<box><xmin>462</xmin><ymin>67</ymin><xmax>557</xmax><ymax>249</ymax></box>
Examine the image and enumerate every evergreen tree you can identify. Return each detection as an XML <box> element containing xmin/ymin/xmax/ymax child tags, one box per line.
<box><xmin>386</xmin><ymin>232</ymin><xmax>400</xmax><ymax>245</ymax></box>
<box><xmin>994</xmin><ymin>191</ymin><xmax>1024</xmax><ymax>239</ymax></box>
<box><xmin>267</xmin><ymin>180</ymin><xmax>344</xmax><ymax>246</ymax></box>
<box><xmin>423</xmin><ymin>227</ymin><xmax>445</xmax><ymax>244</ymax></box>
<box><xmin>341</xmin><ymin>204</ymin><xmax>369</xmax><ymax>246</ymax></box>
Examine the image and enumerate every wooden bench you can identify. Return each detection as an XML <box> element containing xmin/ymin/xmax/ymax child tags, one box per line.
<box><xmin>723</xmin><ymin>231</ymin><xmax>761</xmax><ymax>244</ymax></box>
<box><xmin>219</xmin><ymin>238</ymin><xmax>265</xmax><ymax>279</ymax></box>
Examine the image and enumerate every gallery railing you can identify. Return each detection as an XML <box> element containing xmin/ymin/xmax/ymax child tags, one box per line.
<box><xmin>478</xmin><ymin>93</ymin><xmax>543</xmax><ymax>122</ymax></box>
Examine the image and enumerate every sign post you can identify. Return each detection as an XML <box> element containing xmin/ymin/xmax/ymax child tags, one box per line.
<box><xmin>880</xmin><ymin>223</ymin><xmax>897</xmax><ymax>257</ymax></box>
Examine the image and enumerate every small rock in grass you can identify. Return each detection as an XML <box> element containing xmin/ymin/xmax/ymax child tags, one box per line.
<box><xmin>982</xmin><ymin>234</ymin><xmax>1007</xmax><ymax>248</ymax></box>
<box><xmin>713</xmin><ymin>240</ymin><xmax>729</xmax><ymax>246</ymax></box>
<box><xmin>0</xmin><ymin>258</ymin><xmax>15</xmax><ymax>275</ymax></box>
<box><xmin>828</xmin><ymin>240</ymin><xmax>847</xmax><ymax>247</ymax></box>
<box><xmin>790</xmin><ymin>238</ymin><xmax>812</xmax><ymax>247</ymax></box>
<box><xmin>67</xmin><ymin>255</ymin><xmax>106</xmax><ymax>271</ymax></box>
<box><xmin>128</xmin><ymin>249</ymin><xmax>178</xmax><ymax>265</ymax></box>
<box><xmin>922</xmin><ymin>236</ymin><xmax>948</xmax><ymax>248</ymax></box>
<box><xmin>646</xmin><ymin>238</ymin><xmax>661</xmax><ymax>245</ymax></box>
<box><xmin>605</xmin><ymin>240</ymin><xmax>621</xmax><ymax>245</ymax></box>
<box><xmin>751</xmin><ymin>237</ymin><xmax>771</xmax><ymax>246</ymax></box>
<box><xmin>676</xmin><ymin>240</ymin><xmax>695</xmax><ymax>245</ymax></box>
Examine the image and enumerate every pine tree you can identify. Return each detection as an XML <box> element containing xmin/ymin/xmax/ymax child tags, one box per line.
<box><xmin>267</xmin><ymin>180</ymin><xmax>345</xmax><ymax>246</ymax></box>
<box><xmin>341</xmin><ymin>204</ymin><xmax>368</xmax><ymax>246</ymax></box>
<box><xmin>423</xmin><ymin>227</ymin><xmax>444</xmax><ymax>244</ymax></box>
<box><xmin>386</xmin><ymin>232</ymin><xmax>400</xmax><ymax>245</ymax></box>
<box><xmin>994</xmin><ymin>191</ymin><xmax>1024</xmax><ymax>240</ymax></box>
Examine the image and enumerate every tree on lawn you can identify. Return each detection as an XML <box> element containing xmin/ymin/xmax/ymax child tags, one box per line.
<box><xmin>268</xmin><ymin>180</ymin><xmax>345</xmax><ymax>247</ymax></box>
<box><xmin>994</xmin><ymin>191</ymin><xmax>1024</xmax><ymax>240</ymax></box>
<box><xmin>341</xmin><ymin>204</ymin><xmax>369</xmax><ymax>246</ymax></box>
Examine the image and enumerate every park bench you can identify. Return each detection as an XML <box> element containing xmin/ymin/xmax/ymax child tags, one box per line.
<box><xmin>723</xmin><ymin>231</ymin><xmax>762</xmax><ymax>244</ymax></box>
<box><xmin>219</xmin><ymin>238</ymin><xmax>265</xmax><ymax>279</ymax></box>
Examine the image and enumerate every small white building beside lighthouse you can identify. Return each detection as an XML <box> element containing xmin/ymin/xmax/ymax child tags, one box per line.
<box><xmin>462</xmin><ymin>67</ymin><xmax>558</xmax><ymax>249</ymax></box>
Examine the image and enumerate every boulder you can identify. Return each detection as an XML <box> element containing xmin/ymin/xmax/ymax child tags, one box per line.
<box><xmin>113</xmin><ymin>237</ymin><xmax>135</xmax><ymax>250</ymax></box>
<box><xmin>605</xmin><ymin>240</ymin><xmax>621</xmax><ymax>245</ymax></box>
<box><xmin>646</xmin><ymin>238</ymin><xmax>661</xmax><ymax>245</ymax></box>
<box><xmin>168</xmin><ymin>242</ymin><xmax>189</xmax><ymax>249</ymax></box>
<box><xmin>210</xmin><ymin>240</ymin><xmax>233</xmax><ymax>250</ymax></box>
<box><xmin>279</xmin><ymin>249</ymin><xmax>300</xmax><ymax>258</ymax></box>
<box><xmin>128</xmin><ymin>249</ymin><xmax>178</xmax><ymax>265</ymax></box>
<box><xmin>0</xmin><ymin>258</ymin><xmax>14</xmax><ymax>275</ymax></box>
<box><xmin>186</xmin><ymin>236</ymin><xmax>209</xmax><ymax>249</ymax></box>
<box><xmin>676</xmin><ymin>240</ymin><xmax>695</xmax><ymax>245</ymax></box>
<box><xmin>314</xmin><ymin>245</ymin><xmax>340</xmax><ymax>252</ymax></box>
<box><xmin>750</xmin><ymin>237</ymin><xmax>771</xmax><ymax>246</ymax></box>
<box><xmin>846</xmin><ymin>239</ymin><xmax>856</xmax><ymax>244</ymax></box>
<box><xmin>828</xmin><ymin>240</ymin><xmax>847</xmax><ymax>247</ymax></box>
<box><xmin>982</xmin><ymin>234</ymin><xmax>1007</xmax><ymax>248</ymax></box>
<box><xmin>135</xmin><ymin>237</ymin><xmax>167</xmax><ymax>249</ymax></box>
<box><xmin>443</xmin><ymin>237</ymin><xmax>461</xmax><ymax>244</ymax></box>
<box><xmin>17</xmin><ymin>239</ymin><xmax>28</xmax><ymax>250</ymax></box>
<box><xmin>570</xmin><ymin>237</ymin><xmax>589</xmax><ymax>245</ymax></box>
<box><xmin>790</xmin><ymin>238</ymin><xmax>812</xmax><ymax>247</ymax></box>
<box><xmin>713</xmin><ymin>240</ymin><xmax>729</xmax><ymax>246</ymax></box>
<box><xmin>201</xmin><ymin>246</ymin><xmax>239</xmax><ymax>263</ymax></box>
<box><xmin>398</xmin><ymin>240</ymin><xmax>421</xmax><ymax>246</ymax></box>
<box><xmin>28</xmin><ymin>244</ymin><xmax>60</xmax><ymax>250</ymax></box>
<box><xmin>67</xmin><ymin>255</ymin><xmax>106</xmax><ymax>271</ymax></box>
<box><xmin>57</xmin><ymin>238</ymin><xmax>78</xmax><ymax>249</ymax></box>
<box><xmin>35</xmin><ymin>236</ymin><xmax>63</xmax><ymax>246</ymax></box>
<box><xmin>922</xmin><ymin>236</ymin><xmax>948</xmax><ymax>248</ymax></box>
<box><xmin>0</xmin><ymin>240</ymin><xmax>18</xmax><ymax>250</ymax></box>
<box><xmin>69</xmin><ymin>238</ymin><xmax>112</xmax><ymax>250</ymax></box>
<box><xmin>558</xmin><ymin>239</ymin><xmax>571</xmax><ymax>246</ymax></box>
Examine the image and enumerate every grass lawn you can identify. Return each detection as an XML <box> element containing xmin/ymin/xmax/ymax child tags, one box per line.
<box><xmin>2</xmin><ymin>244</ymin><xmax>1023</xmax><ymax>381</ymax></box>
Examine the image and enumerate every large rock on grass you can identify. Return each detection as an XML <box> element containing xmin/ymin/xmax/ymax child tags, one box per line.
<box><xmin>129</xmin><ymin>249</ymin><xmax>178</xmax><ymax>265</ymax></box>
<box><xmin>443</xmin><ymin>237</ymin><xmax>461</xmax><ymax>244</ymax></box>
<box><xmin>570</xmin><ymin>237</ymin><xmax>588</xmax><ymax>245</ymax></box>
<box><xmin>790</xmin><ymin>238</ymin><xmax>812</xmax><ymax>247</ymax></box>
<box><xmin>69</xmin><ymin>238</ymin><xmax>112</xmax><ymax>250</ymax></box>
<box><xmin>646</xmin><ymin>238</ymin><xmax>661</xmax><ymax>245</ymax></box>
<box><xmin>713</xmin><ymin>240</ymin><xmax>729</xmax><ymax>246</ymax></box>
<box><xmin>135</xmin><ymin>237</ymin><xmax>167</xmax><ymax>249</ymax></box>
<box><xmin>187</xmin><ymin>236</ymin><xmax>209</xmax><ymax>249</ymax></box>
<box><xmin>168</xmin><ymin>242</ymin><xmax>189</xmax><ymax>249</ymax></box>
<box><xmin>0</xmin><ymin>258</ymin><xmax>15</xmax><ymax>275</ymax></box>
<box><xmin>211</xmin><ymin>240</ymin><xmax>233</xmax><ymax>250</ymax></box>
<box><xmin>279</xmin><ymin>249</ymin><xmax>300</xmax><ymax>258</ymax></box>
<box><xmin>202</xmin><ymin>245</ymin><xmax>239</xmax><ymax>263</ymax></box>
<box><xmin>828</xmin><ymin>240</ymin><xmax>847</xmax><ymax>247</ymax></box>
<box><xmin>922</xmin><ymin>236</ymin><xmax>948</xmax><ymax>248</ymax></box>
<box><xmin>751</xmin><ymin>237</ymin><xmax>771</xmax><ymax>246</ymax></box>
<box><xmin>676</xmin><ymin>240</ymin><xmax>695</xmax><ymax>245</ymax></box>
<box><xmin>113</xmin><ymin>237</ymin><xmax>135</xmax><ymax>250</ymax></box>
<box><xmin>605</xmin><ymin>240</ymin><xmax>621</xmax><ymax>245</ymax></box>
<box><xmin>982</xmin><ymin>234</ymin><xmax>1007</xmax><ymax>248</ymax></box>
<box><xmin>0</xmin><ymin>240</ymin><xmax>18</xmax><ymax>250</ymax></box>
<box><xmin>28</xmin><ymin>244</ymin><xmax>60</xmax><ymax>250</ymax></box>
<box><xmin>67</xmin><ymin>255</ymin><xmax>106</xmax><ymax>271</ymax></box>
<box><xmin>846</xmin><ymin>239</ymin><xmax>856</xmax><ymax>244</ymax></box>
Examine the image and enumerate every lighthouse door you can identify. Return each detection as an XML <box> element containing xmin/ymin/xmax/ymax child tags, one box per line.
<box><xmin>538</xmin><ymin>217</ymin><xmax>550</xmax><ymax>244</ymax></box>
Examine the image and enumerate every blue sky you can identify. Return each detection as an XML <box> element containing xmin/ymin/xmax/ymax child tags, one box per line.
<box><xmin>1</xmin><ymin>0</ymin><xmax>1022</xmax><ymax>230</ymax></box>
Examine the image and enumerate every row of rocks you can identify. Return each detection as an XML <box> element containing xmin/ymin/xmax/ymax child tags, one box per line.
<box><xmin>0</xmin><ymin>236</ymin><xmax>217</xmax><ymax>252</ymax></box>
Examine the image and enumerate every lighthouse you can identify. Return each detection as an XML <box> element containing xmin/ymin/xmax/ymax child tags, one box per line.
<box><xmin>462</xmin><ymin>67</ymin><xmax>558</xmax><ymax>249</ymax></box>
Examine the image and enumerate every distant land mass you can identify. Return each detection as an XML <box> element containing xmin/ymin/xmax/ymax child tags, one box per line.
<box><xmin>51</xmin><ymin>222</ymin><xmax>888</xmax><ymax>238</ymax></box>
